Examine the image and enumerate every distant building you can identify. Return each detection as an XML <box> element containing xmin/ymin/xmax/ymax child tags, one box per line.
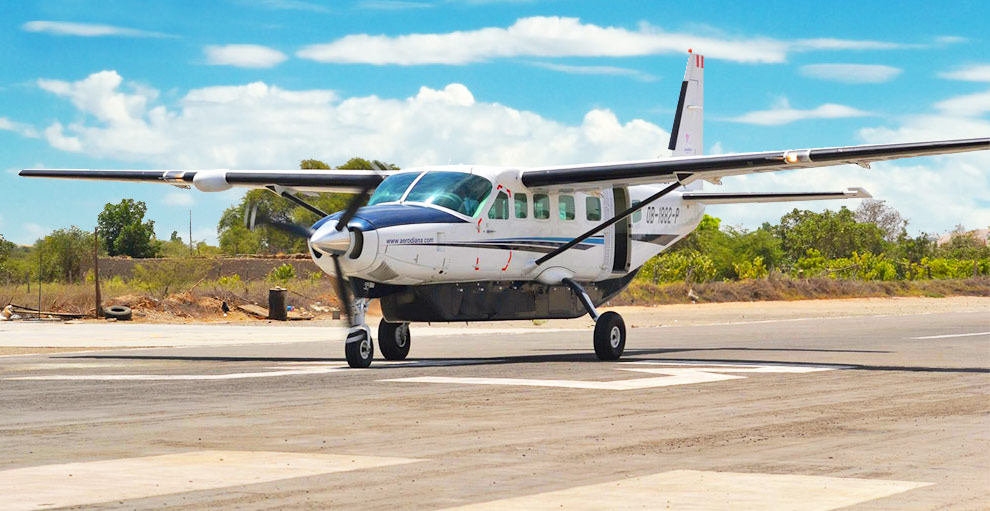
<box><xmin>937</xmin><ymin>228</ymin><xmax>990</xmax><ymax>247</ymax></box>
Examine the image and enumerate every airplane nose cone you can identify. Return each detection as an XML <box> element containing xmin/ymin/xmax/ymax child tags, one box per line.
<box><xmin>311</xmin><ymin>228</ymin><xmax>351</xmax><ymax>256</ymax></box>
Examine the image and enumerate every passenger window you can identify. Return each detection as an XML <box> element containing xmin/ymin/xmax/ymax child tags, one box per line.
<box><xmin>586</xmin><ymin>196</ymin><xmax>601</xmax><ymax>221</ymax></box>
<box><xmin>559</xmin><ymin>195</ymin><xmax>575</xmax><ymax>221</ymax></box>
<box><xmin>514</xmin><ymin>193</ymin><xmax>528</xmax><ymax>219</ymax></box>
<box><xmin>632</xmin><ymin>200</ymin><xmax>642</xmax><ymax>223</ymax></box>
<box><xmin>534</xmin><ymin>194</ymin><xmax>550</xmax><ymax>219</ymax></box>
<box><xmin>487</xmin><ymin>191</ymin><xmax>509</xmax><ymax>219</ymax></box>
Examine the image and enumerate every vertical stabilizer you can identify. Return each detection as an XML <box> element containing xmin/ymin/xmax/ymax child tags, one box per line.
<box><xmin>668</xmin><ymin>52</ymin><xmax>704</xmax><ymax>158</ymax></box>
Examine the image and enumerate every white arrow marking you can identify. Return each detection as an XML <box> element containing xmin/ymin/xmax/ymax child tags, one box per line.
<box><xmin>381</xmin><ymin>361</ymin><xmax>839</xmax><ymax>390</ymax></box>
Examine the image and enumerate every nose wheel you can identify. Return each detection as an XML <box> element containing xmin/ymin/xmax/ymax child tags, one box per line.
<box><xmin>345</xmin><ymin>326</ymin><xmax>374</xmax><ymax>368</ymax></box>
<box><xmin>379</xmin><ymin>320</ymin><xmax>411</xmax><ymax>360</ymax></box>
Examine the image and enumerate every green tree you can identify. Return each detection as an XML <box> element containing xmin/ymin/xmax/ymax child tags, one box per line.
<box><xmin>97</xmin><ymin>199</ymin><xmax>159</xmax><ymax>258</ymax></box>
<box><xmin>0</xmin><ymin>234</ymin><xmax>15</xmax><ymax>279</ymax></box>
<box><xmin>35</xmin><ymin>227</ymin><xmax>96</xmax><ymax>281</ymax></box>
<box><xmin>935</xmin><ymin>231</ymin><xmax>990</xmax><ymax>261</ymax></box>
<box><xmin>773</xmin><ymin>207</ymin><xmax>888</xmax><ymax>262</ymax></box>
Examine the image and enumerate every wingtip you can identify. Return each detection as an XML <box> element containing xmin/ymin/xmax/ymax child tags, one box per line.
<box><xmin>847</xmin><ymin>187</ymin><xmax>872</xmax><ymax>199</ymax></box>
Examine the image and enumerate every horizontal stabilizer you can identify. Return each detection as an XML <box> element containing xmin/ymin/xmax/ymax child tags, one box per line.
<box><xmin>681</xmin><ymin>187</ymin><xmax>871</xmax><ymax>204</ymax></box>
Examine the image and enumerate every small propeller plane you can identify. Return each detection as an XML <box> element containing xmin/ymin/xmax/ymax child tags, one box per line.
<box><xmin>21</xmin><ymin>52</ymin><xmax>989</xmax><ymax>367</ymax></box>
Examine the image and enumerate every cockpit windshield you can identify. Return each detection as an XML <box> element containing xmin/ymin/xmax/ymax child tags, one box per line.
<box><xmin>404</xmin><ymin>172</ymin><xmax>493</xmax><ymax>217</ymax></box>
<box><xmin>367</xmin><ymin>172</ymin><xmax>421</xmax><ymax>206</ymax></box>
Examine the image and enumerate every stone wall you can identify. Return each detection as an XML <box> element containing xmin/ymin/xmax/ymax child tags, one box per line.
<box><xmin>82</xmin><ymin>256</ymin><xmax>322</xmax><ymax>281</ymax></box>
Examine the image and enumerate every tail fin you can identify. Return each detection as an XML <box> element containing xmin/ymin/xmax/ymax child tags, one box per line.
<box><xmin>668</xmin><ymin>51</ymin><xmax>704</xmax><ymax>158</ymax></box>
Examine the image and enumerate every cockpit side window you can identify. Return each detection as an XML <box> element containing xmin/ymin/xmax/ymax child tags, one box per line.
<box><xmin>367</xmin><ymin>172</ymin><xmax>421</xmax><ymax>206</ymax></box>
<box><xmin>488</xmin><ymin>191</ymin><xmax>509</xmax><ymax>219</ymax></box>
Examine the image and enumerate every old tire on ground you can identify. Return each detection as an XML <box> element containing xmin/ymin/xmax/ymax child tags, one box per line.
<box><xmin>593</xmin><ymin>311</ymin><xmax>625</xmax><ymax>360</ymax></box>
<box><xmin>104</xmin><ymin>305</ymin><xmax>132</xmax><ymax>321</ymax></box>
<box><xmin>378</xmin><ymin>320</ymin><xmax>411</xmax><ymax>361</ymax></box>
<box><xmin>345</xmin><ymin>328</ymin><xmax>374</xmax><ymax>368</ymax></box>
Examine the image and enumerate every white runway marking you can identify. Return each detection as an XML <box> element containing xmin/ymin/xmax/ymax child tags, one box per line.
<box><xmin>905</xmin><ymin>331</ymin><xmax>990</xmax><ymax>339</ymax></box>
<box><xmin>0</xmin><ymin>450</ymin><xmax>422</xmax><ymax>511</ymax></box>
<box><xmin>3</xmin><ymin>359</ymin><xmax>503</xmax><ymax>381</ymax></box>
<box><xmin>5</xmin><ymin>364</ymin><xmax>350</xmax><ymax>381</ymax></box>
<box><xmin>382</xmin><ymin>361</ymin><xmax>838</xmax><ymax>391</ymax></box>
<box><xmin>436</xmin><ymin>470</ymin><xmax>930</xmax><ymax>510</ymax></box>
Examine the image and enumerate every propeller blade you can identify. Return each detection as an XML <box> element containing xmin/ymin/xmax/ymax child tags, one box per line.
<box><xmin>265</xmin><ymin>221</ymin><xmax>315</xmax><ymax>239</ymax></box>
<box><xmin>245</xmin><ymin>201</ymin><xmax>315</xmax><ymax>238</ymax></box>
<box><xmin>334</xmin><ymin>185</ymin><xmax>373</xmax><ymax>232</ymax></box>
<box><xmin>331</xmin><ymin>254</ymin><xmax>353</xmax><ymax>325</ymax></box>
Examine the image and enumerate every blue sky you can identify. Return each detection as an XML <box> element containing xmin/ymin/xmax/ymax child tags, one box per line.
<box><xmin>1</xmin><ymin>0</ymin><xmax>988</xmax><ymax>245</ymax></box>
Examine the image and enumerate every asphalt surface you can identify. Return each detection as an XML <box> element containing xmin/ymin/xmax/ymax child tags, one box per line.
<box><xmin>0</xmin><ymin>308</ymin><xmax>987</xmax><ymax>510</ymax></box>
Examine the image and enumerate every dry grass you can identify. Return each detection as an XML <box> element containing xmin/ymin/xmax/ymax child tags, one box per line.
<box><xmin>0</xmin><ymin>276</ymin><xmax>342</xmax><ymax>319</ymax></box>
<box><xmin>613</xmin><ymin>276</ymin><xmax>990</xmax><ymax>306</ymax></box>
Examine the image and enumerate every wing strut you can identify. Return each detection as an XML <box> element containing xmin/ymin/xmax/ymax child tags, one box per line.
<box><xmin>534</xmin><ymin>179</ymin><xmax>687</xmax><ymax>266</ymax></box>
<box><xmin>265</xmin><ymin>186</ymin><xmax>328</xmax><ymax>218</ymax></box>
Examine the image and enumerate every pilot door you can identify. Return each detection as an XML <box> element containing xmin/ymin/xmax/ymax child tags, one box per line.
<box><xmin>609</xmin><ymin>187</ymin><xmax>631</xmax><ymax>274</ymax></box>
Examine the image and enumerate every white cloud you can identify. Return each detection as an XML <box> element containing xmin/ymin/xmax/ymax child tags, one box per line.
<box><xmin>22</xmin><ymin>21</ymin><xmax>172</xmax><ymax>38</ymax></box>
<box><xmin>297</xmin><ymin>16</ymin><xmax>904</xmax><ymax>66</ymax></box>
<box><xmin>934</xmin><ymin>35</ymin><xmax>968</xmax><ymax>45</ymax></box>
<box><xmin>33</xmin><ymin>71</ymin><xmax>670</xmax><ymax>170</ymax></box>
<box><xmin>938</xmin><ymin>64</ymin><xmax>990</xmax><ymax>83</ymax></box>
<box><xmin>163</xmin><ymin>192</ymin><xmax>195</xmax><ymax>207</ymax></box>
<box><xmin>799</xmin><ymin>64</ymin><xmax>902</xmax><ymax>84</ymax></box>
<box><xmin>932</xmin><ymin>90</ymin><xmax>990</xmax><ymax>117</ymax></box>
<box><xmin>204</xmin><ymin>44</ymin><xmax>288</xmax><ymax>68</ymax></box>
<box><xmin>0</xmin><ymin>117</ymin><xmax>39</xmax><ymax>138</ymax></box>
<box><xmin>22</xmin><ymin>222</ymin><xmax>49</xmax><ymax>242</ymax></box>
<box><xmin>528</xmin><ymin>62</ymin><xmax>658</xmax><ymax>82</ymax></box>
<box><xmin>789</xmin><ymin>38</ymin><xmax>906</xmax><ymax>51</ymax></box>
<box><xmin>725</xmin><ymin>98</ymin><xmax>872</xmax><ymax>126</ymax></box>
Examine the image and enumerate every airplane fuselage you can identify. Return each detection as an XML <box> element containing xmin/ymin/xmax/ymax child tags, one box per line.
<box><xmin>308</xmin><ymin>166</ymin><xmax>704</xmax><ymax>322</ymax></box>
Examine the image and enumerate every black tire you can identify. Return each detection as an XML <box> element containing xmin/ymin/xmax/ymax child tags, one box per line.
<box><xmin>593</xmin><ymin>311</ymin><xmax>625</xmax><ymax>360</ymax></box>
<box><xmin>104</xmin><ymin>305</ymin><xmax>132</xmax><ymax>321</ymax></box>
<box><xmin>378</xmin><ymin>320</ymin><xmax>411</xmax><ymax>361</ymax></box>
<box><xmin>345</xmin><ymin>328</ymin><xmax>374</xmax><ymax>368</ymax></box>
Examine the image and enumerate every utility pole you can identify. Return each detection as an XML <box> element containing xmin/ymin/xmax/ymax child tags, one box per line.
<box><xmin>189</xmin><ymin>210</ymin><xmax>193</xmax><ymax>255</ymax></box>
<box><xmin>37</xmin><ymin>248</ymin><xmax>42</xmax><ymax>319</ymax></box>
<box><xmin>94</xmin><ymin>227</ymin><xmax>103</xmax><ymax>318</ymax></box>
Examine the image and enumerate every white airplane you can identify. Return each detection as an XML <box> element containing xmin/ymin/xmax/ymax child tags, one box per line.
<box><xmin>21</xmin><ymin>52</ymin><xmax>989</xmax><ymax>368</ymax></box>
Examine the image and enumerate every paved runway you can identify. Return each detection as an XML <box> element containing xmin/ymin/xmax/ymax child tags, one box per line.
<box><xmin>1</xmin><ymin>308</ymin><xmax>987</xmax><ymax>510</ymax></box>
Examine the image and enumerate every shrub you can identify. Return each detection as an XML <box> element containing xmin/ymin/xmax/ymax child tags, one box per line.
<box><xmin>268</xmin><ymin>263</ymin><xmax>296</xmax><ymax>284</ymax></box>
<box><xmin>639</xmin><ymin>251</ymin><xmax>716</xmax><ymax>283</ymax></box>
<box><xmin>132</xmin><ymin>259</ymin><xmax>208</xmax><ymax>297</ymax></box>
<box><xmin>733</xmin><ymin>256</ymin><xmax>768</xmax><ymax>280</ymax></box>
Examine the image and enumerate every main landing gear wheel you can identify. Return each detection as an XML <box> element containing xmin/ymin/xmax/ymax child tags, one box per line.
<box><xmin>378</xmin><ymin>320</ymin><xmax>411</xmax><ymax>361</ymax></box>
<box><xmin>345</xmin><ymin>327</ymin><xmax>374</xmax><ymax>368</ymax></box>
<box><xmin>593</xmin><ymin>311</ymin><xmax>626</xmax><ymax>361</ymax></box>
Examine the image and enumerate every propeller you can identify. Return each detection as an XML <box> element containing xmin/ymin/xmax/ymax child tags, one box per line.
<box><xmin>244</xmin><ymin>171</ymin><xmax>381</xmax><ymax>326</ymax></box>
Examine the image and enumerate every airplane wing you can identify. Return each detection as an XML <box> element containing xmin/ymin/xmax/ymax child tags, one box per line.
<box><xmin>17</xmin><ymin>168</ymin><xmax>388</xmax><ymax>194</ymax></box>
<box><xmin>520</xmin><ymin>138</ymin><xmax>989</xmax><ymax>189</ymax></box>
